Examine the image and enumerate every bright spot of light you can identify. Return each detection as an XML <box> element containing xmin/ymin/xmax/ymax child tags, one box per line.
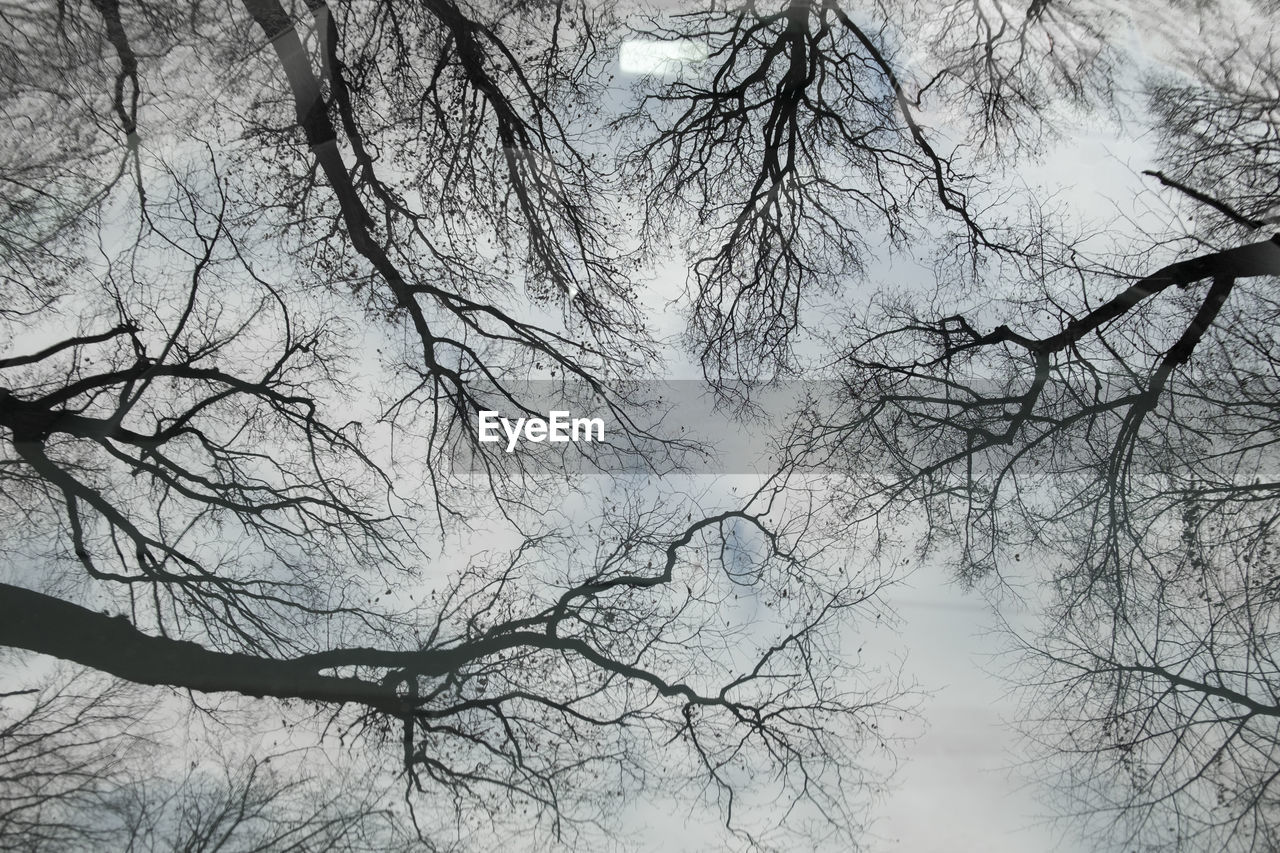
<box><xmin>619</xmin><ymin>39</ymin><xmax>708</xmax><ymax>76</ymax></box>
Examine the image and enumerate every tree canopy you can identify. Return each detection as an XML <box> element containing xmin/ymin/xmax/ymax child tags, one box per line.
<box><xmin>1</xmin><ymin>0</ymin><xmax>1278</xmax><ymax>849</ymax></box>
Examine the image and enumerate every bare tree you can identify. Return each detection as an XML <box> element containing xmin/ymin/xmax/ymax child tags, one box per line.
<box><xmin>898</xmin><ymin>0</ymin><xmax>1125</xmax><ymax>151</ymax></box>
<box><xmin>0</xmin><ymin>0</ymin><xmax>908</xmax><ymax>848</ymax></box>
<box><xmin>96</xmin><ymin>755</ymin><xmax>417</xmax><ymax>853</ymax></box>
<box><xmin>231</xmin><ymin>0</ymin><xmax>664</xmax><ymax>457</ymax></box>
<box><xmin>1144</xmin><ymin>24</ymin><xmax>1280</xmax><ymax>238</ymax></box>
<box><xmin>1020</xmin><ymin>495</ymin><xmax>1280</xmax><ymax>851</ymax></box>
<box><xmin>0</xmin><ymin>475</ymin><xmax>908</xmax><ymax>847</ymax></box>
<box><xmin>618</xmin><ymin>0</ymin><xmax>1000</xmax><ymax>381</ymax></box>
<box><xmin>17</xmin><ymin>0</ymin><xmax>1280</xmax><ymax>848</ymax></box>
<box><xmin>769</xmin><ymin>6</ymin><xmax>1280</xmax><ymax>845</ymax></box>
<box><xmin>0</xmin><ymin>673</ymin><xmax>417</xmax><ymax>852</ymax></box>
<box><xmin>613</xmin><ymin>0</ymin><xmax>1158</xmax><ymax>382</ymax></box>
<box><xmin>0</xmin><ymin>675</ymin><xmax>146</xmax><ymax>850</ymax></box>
